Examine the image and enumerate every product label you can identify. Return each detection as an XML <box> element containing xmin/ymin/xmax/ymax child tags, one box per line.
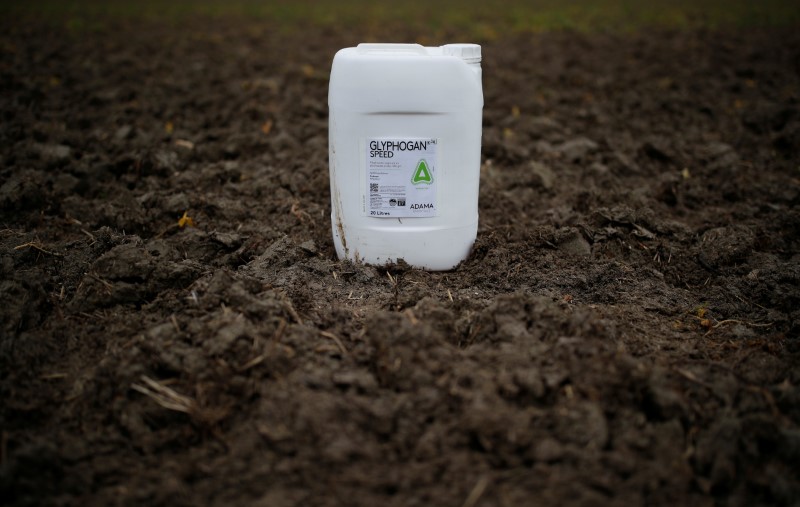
<box><xmin>365</xmin><ymin>138</ymin><xmax>438</xmax><ymax>218</ymax></box>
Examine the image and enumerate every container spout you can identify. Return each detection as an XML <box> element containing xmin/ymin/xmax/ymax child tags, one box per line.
<box><xmin>441</xmin><ymin>44</ymin><xmax>482</xmax><ymax>64</ymax></box>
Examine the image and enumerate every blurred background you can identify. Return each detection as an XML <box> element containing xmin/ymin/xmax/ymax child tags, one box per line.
<box><xmin>2</xmin><ymin>0</ymin><xmax>799</xmax><ymax>37</ymax></box>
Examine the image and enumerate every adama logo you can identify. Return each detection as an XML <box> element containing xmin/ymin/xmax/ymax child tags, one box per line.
<box><xmin>411</xmin><ymin>203</ymin><xmax>434</xmax><ymax>210</ymax></box>
<box><xmin>411</xmin><ymin>159</ymin><xmax>433</xmax><ymax>185</ymax></box>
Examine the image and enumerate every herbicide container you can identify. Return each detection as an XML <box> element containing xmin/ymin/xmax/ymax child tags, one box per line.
<box><xmin>328</xmin><ymin>43</ymin><xmax>483</xmax><ymax>270</ymax></box>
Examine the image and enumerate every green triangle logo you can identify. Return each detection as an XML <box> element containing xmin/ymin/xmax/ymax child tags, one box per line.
<box><xmin>411</xmin><ymin>159</ymin><xmax>433</xmax><ymax>185</ymax></box>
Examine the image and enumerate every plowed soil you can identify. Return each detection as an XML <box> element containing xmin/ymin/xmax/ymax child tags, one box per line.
<box><xmin>1</xmin><ymin>19</ymin><xmax>799</xmax><ymax>507</ymax></box>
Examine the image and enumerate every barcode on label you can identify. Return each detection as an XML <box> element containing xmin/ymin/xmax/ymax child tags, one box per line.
<box><xmin>370</xmin><ymin>183</ymin><xmax>379</xmax><ymax>193</ymax></box>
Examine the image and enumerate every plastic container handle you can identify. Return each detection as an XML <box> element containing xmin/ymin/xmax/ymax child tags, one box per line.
<box><xmin>356</xmin><ymin>43</ymin><xmax>427</xmax><ymax>55</ymax></box>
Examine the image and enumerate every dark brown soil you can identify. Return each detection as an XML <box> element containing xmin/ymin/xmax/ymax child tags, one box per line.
<box><xmin>1</xmin><ymin>19</ymin><xmax>799</xmax><ymax>507</ymax></box>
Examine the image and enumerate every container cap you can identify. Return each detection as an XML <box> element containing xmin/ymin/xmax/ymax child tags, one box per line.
<box><xmin>441</xmin><ymin>44</ymin><xmax>481</xmax><ymax>63</ymax></box>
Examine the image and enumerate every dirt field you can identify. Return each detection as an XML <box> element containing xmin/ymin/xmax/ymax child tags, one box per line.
<box><xmin>1</xmin><ymin>12</ymin><xmax>799</xmax><ymax>507</ymax></box>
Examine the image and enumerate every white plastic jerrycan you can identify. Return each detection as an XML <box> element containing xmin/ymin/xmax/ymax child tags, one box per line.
<box><xmin>328</xmin><ymin>43</ymin><xmax>483</xmax><ymax>271</ymax></box>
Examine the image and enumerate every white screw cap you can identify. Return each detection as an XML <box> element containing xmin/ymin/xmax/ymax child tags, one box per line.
<box><xmin>441</xmin><ymin>44</ymin><xmax>481</xmax><ymax>63</ymax></box>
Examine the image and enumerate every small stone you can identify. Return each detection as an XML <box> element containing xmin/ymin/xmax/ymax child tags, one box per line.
<box><xmin>299</xmin><ymin>240</ymin><xmax>318</xmax><ymax>255</ymax></box>
<box><xmin>114</xmin><ymin>125</ymin><xmax>134</xmax><ymax>141</ymax></box>
<box><xmin>529</xmin><ymin>116</ymin><xmax>563</xmax><ymax>133</ymax></box>
<box><xmin>557</xmin><ymin>137</ymin><xmax>598</xmax><ymax>162</ymax></box>
<box><xmin>557</xmin><ymin>229</ymin><xmax>591</xmax><ymax>257</ymax></box>
<box><xmin>611</xmin><ymin>151</ymin><xmax>639</xmax><ymax>174</ymax></box>
<box><xmin>702</xmin><ymin>142</ymin><xmax>739</xmax><ymax>169</ymax></box>
<box><xmin>154</xmin><ymin>150</ymin><xmax>179</xmax><ymax>172</ymax></box>
<box><xmin>224</xmin><ymin>143</ymin><xmax>240</xmax><ymax>159</ymax></box>
<box><xmin>52</xmin><ymin>173</ymin><xmax>80</xmax><ymax>195</ymax></box>
<box><xmin>529</xmin><ymin>161</ymin><xmax>556</xmax><ymax>190</ymax></box>
<box><xmin>533</xmin><ymin>438</ymin><xmax>565</xmax><ymax>462</ymax></box>
<box><xmin>730</xmin><ymin>324</ymin><xmax>756</xmax><ymax>340</ymax></box>
<box><xmin>37</xmin><ymin>143</ymin><xmax>72</xmax><ymax>163</ymax></box>
<box><xmin>331</xmin><ymin>369</ymin><xmax>378</xmax><ymax>391</ymax></box>
<box><xmin>211</xmin><ymin>232</ymin><xmax>243</xmax><ymax>249</ymax></box>
<box><xmin>164</xmin><ymin>192</ymin><xmax>190</xmax><ymax>212</ymax></box>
